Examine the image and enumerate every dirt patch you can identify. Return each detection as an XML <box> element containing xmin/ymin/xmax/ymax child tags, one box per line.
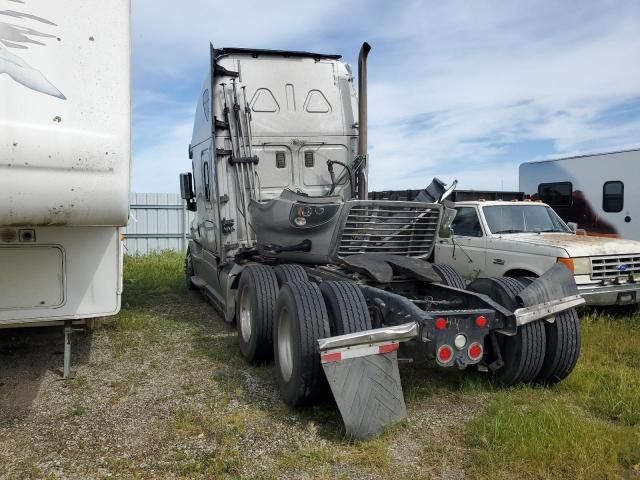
<box><xmin>0</xmin><ymin>288</ymin><xmax>487</xmax><ymax>479</ymax></box>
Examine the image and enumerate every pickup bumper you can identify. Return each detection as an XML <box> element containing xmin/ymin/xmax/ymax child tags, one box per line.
<box><xmin>577</xmin><ymin>283</ymin><xmax>640</xmax><ymax>306</ymax></box>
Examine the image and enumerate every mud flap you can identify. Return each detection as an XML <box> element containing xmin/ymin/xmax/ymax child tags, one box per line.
<box><xmin>321</xmin><ymin>344</ymin><xmax>407</xmax><ymax>439</ymax></box>
<box><xmin>513</xmin><ymin>263</ymin><xmax>585</xmax><ymax>326</ymax></box>
<box><xmin>517</xmin><ymin>263</ymin><xmax>579</xmax><ymax>306</ymax></box>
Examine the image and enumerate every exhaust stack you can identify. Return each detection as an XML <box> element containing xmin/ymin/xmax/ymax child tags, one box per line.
<box><xmin>357</xmin><ymin>42</ymin><xmax>371</xmax><ymax>200</ymax></box>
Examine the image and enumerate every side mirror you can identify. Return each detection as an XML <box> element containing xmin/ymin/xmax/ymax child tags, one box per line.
<box><xmin>438</xmin><ymin>206</ymin><xmax>456</xmax><ymax>238</ymax></box>
<box><xmin>567</xmin><ymin>222</ymin><xmax>578</xmax><ymax>233</ymax></box>
<box><xmin>179</xmin><ymin>173</ymin><xmax>197</xmax><ymax>212</ymax></box>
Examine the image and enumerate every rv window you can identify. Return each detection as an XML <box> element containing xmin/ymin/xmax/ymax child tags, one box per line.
<box><xmin>603</xmin><ymin>181</ymin><xmax>624</xmax><ymax>212</ymax></box>
<box><xmin>451</xmin><ymin>207</ymin><xmax>483</xmax><ymax>237</ymax></box>
<box><xmin>203</xmin><ymin>161</ymin><xmax>211</xmax><ymax>202</ymax></box>
<box><xmin>538</xmin><ymin>182</ymin><xmax>572</xmax><ymax>207</ymax></box>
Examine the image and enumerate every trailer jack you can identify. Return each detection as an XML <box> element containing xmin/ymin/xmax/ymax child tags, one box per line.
<box><xmin>60</xmin><ymin>320</ymin><xmax>83</xmax><ymax>380</ymax></box>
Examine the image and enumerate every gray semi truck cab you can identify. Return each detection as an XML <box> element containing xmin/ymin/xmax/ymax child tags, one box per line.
<box><xmin>179</xmin><ymin>43</ymin><xmax>583</xmax><ymax>439</ymax></box>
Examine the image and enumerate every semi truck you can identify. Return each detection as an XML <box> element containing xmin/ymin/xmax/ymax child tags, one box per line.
<box><xmin>179</xmin><ymin>43</ymin><xmax>584</xmax><ymax>439</ymax></box>
<box><xmin>0</xmin><ymin>0</ymin><xmax>131</xmax><ymax>376</ymax></box>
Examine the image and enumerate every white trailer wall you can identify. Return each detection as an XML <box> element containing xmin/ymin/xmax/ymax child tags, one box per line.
<box><xmin>0</xmin><ymin>0</ymin><xmax>131</xmax><ymax>227</ymax></box>
<box><xmin>1</xmin><ymin>1</ymin><xmax>131</xmax><ymax>326</ymax></box>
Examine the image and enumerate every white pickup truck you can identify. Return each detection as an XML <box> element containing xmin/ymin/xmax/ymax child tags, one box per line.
<box><xmin>434</xmin><ymin>200</ymin><xmax>640</xmax><ymax>307</ymax></box>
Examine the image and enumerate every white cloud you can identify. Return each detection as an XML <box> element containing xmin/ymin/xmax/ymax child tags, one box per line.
<box><xmin>132</xmin><ymin>0</ymin><xmax>357</xmax><ymax>77</ymax></box>
<box><xmin>132</xmin><ymin>0</ymin><xmax>640</xmax><ymax>192</ymax></box>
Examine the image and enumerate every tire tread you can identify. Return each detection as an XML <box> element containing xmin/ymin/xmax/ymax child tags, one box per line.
<box><xmin>320</xmin><ymin>281</ymin><xmax>372</xmax><ymax>335</ymax></box>
<box><xmin>274</xmin><ymin>264</ymin><xmax>308</xmax><ymax>286</ymax></box>
<box><xmin>467</xmin><ymin>276</ymin><xmax>546</xmax><ymax>385</ymax></box>
<box><xmin>432</xmin><ymin>264</ymin><xmax>467</xmax><ymax>289</ymax></box>
<box><xmin>237</xmin><ymin>264</ymin><xmax>279</xmax><ymax>363</ymax></box>
<box><xmin>276</xmin><ymin>281</ymin><xmax>330</xmax><ymax>405</ymax></box>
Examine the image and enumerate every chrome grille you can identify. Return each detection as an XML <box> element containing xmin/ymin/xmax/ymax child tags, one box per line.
<box><xmin>590</xmin><ymin>255</ymin><xmax>640</xmax><ymax>279</ymax></box>
<box><xmin>337</xmin><ymin>201</ymin><xmax>441</xmax><ymax>258</ymax></box>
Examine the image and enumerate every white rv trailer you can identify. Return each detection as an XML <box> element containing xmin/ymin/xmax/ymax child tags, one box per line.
<box><xmin>0</xmin><ymin>1</ymin><xmax>131</xmax><ymax>372</ymax></box>
<box><xmin>519</xmin><ymin>149</ymin><xmax>639</xmax><ymax>240</ymax></box>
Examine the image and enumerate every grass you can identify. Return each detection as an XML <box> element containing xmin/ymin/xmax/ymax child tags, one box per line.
<box><xmin>67</xmin><ymin>404</ymin><xmax>86</xmax><ymax>417</ymax></box>
<box><xmin>122</xmin><ymin>251</ymin><xmax>187</xmax><ymax>300</ymax></box>
<box><xmin>564</xmin><ymin>311</ymin><xmax>640</xmax><ymax>426</ymax></box>
<box><xmin>467</xmin><ymin>391</ymin><xmax>639</xmax><ymax>479</ymax></box>
<box><xmin>465</xmin><ymin>311</ymin><xmax>640</xmax><ymax>480</ymax></box>
<box><xmin>104</xmin><ymin>252</ymin><xmax>640</xmax><ymax>479</ymax></box>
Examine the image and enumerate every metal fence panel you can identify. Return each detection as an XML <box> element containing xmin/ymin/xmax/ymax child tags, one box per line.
<box><xmin>123</xmin><ymin>193</ymin><xmax>194</xmax><ymax>255</ymax></box>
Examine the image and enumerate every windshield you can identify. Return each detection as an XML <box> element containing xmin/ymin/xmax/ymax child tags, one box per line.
<box><xmin>483</xmin><ymin>204</ymin><xmax>571</xmax><ymax>234</ymax></box>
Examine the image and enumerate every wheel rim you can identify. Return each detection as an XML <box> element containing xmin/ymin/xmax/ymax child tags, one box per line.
<box><xmin>239</xmin><ymin>284</ymin><xmax>252</xmax><ymax>343</ymax></box>
<box><xmin>278</xmin><ymin>306</ymin><xmax>294</xmax><ymax>382</ymax></box>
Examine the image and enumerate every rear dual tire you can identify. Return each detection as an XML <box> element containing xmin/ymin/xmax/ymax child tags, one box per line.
<box><xmin>320</xmin><ymin>281</ymin><xmax>372</xmax><ymax>335</ymax></box>
<box><xmin>467</xmin><ymin>276</ymin><xmax>579</xmax><ymax>385</ymax></box>
<box><xmin>537</xmin><ymin>308</ymin><xmax>580</xmax><ymax>383</ymax></box>
<box><xmin>237</xmin><ymin>265</ymin><xmax>279</xmax><ymax>364</ymax></box>
<box><xmin>274</xmin><ymin>280</ymin><xmax>372</xmax><ymax>407</ymax></box>
<box><xmin>275</xmin><ymin>281</ymin><xmax>330</xmax><ymax>407</ymax></box>
<box><xmin>432</xmin><ymin>263</ymin><xmax>467</xmax><ymax>289</ymax></box>
<box><xmin>513</xmin><ymin>277</ymin><xmax>581</xmax><ymax>384</ymax></box>
<box><xmin>273</xmin><ymin>264</ymin><xmax>308</xmax><ymax>286</ymax></box>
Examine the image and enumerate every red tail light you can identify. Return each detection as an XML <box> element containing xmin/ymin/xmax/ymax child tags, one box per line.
<box><xmin>435</xmin><ymin>317</ymin><xmax>447</xmax><ymax>330</ymax></box>
<box><xmin>468</xmin><ymin>342</ymin><xmax>483</xmax><ymax>361</ymax></box>
<box><xmin>475</xmin><ymin>315</ymin><xmax>488</xmax><ymax>328</ymax></box>
<box><xmin>437</xmin><ymin>344</ymin><xmax>453</xmax><ymax>363</ymax></box>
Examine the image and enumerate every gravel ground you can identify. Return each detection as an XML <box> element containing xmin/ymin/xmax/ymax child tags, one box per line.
<box><xmin>0</xmin><ymin>290</ymin><xmax>483</xmax><ymax>480</ymax></box>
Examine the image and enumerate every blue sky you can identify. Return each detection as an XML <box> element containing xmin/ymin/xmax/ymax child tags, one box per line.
<box><xmin>131</xmin><ymin>0</ymin><xmax>640</xmax><ymax>193</ymax></box>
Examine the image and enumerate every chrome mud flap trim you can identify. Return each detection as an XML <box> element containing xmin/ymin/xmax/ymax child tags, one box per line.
<box><xmin>317</xmin><ymin>322</ymin><xmax>419</xmax><ymax>351</ymax></box>
<box><xmin>513</xmin><ymin>294</ymin><xmax>585</xmax><ymax>326</ymax></box>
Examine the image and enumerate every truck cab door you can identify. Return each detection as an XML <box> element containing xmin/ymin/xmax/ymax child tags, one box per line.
<box><xmin>435</xmin><ymin>206</ymin><xmax>486</xmax><ymax>279</ymax></box>
<box><xmin>197</xmin><ymin>145</ymin><xmax>218</xmax><ymax>254</ymax></box>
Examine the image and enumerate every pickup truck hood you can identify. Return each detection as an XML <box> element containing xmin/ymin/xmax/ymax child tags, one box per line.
<box><xmin>494</xmin><ymin>233</ymin><xmax>640</xmax><ymax>257</ymax></box>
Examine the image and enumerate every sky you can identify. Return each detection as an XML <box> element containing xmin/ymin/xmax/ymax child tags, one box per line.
<box><xmin>131</xmin><ymin>0</ymin><xmax>640</xmax><ymax>193</ymax></box>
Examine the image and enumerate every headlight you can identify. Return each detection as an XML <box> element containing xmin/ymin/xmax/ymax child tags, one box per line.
<box><xmin>573</xmin><ymin>257</ymin><xmax>590</xmax><ymax>275</ymax></box>
<box><xmin>557</xmin><ymin>257</ymin><xmax>590</xmax><ymax>275</ymax></box>
<box><xmin>289</xmin><ymin>203</ymin><xmax>339</xmax><ymax>228</ymax></box>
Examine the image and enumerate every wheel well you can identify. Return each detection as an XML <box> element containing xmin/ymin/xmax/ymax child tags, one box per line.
<box><xmin>504</xmin><ymin>269</ymin><xmax>538</xmax><ymax>278</ymax></box>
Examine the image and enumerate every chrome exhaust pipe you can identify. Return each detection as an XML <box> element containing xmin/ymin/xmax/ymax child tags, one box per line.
<box><xmin>357</xmin><ymin>42</ymin><xmax>371</xmax><ymax>200</ymax></box>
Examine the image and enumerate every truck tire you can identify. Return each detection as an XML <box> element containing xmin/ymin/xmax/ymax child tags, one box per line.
<box><xmin>536</xmin><ymin>308</ymin><xmax>580</xmax><ymax>384</ymax></box>
<box><xmin>467</xmin><ymin>277</ymin><xmax>546</xmax><ymax>385</ymax></box>
<box><xmin>273</xmin><ymin>264</ymin><xmax>308</xmax><ymax>286</ymax></box>
<box><xmin>236</xmin><ymin>265</ymin><xmax>279</xmax><ymax>364</ymax></box>
<box><xmin>274</xmin><ymin>281</ymin><xmax>330</xmax><ymax>407</ymax></box>
<box><xmin>184</xmin><ymin>250</ymin><xmax>196</xmax><ymax>290</ymax></box>
<box><xmin>432</xmin><ymin>264</ymin><xmax>467</xmax><ymax>289</ymax></box>
<box><xmin>502</xmin><ymin>276</ymin><xmax>581</xmax><ymax>384</ymax></box>
<box><xmin>320</xmin><ymin>281</ymin><xmax>372</xmax><ymax>335</ymax></box>
<box><xmin>515</xmin><ymin>276</ymin><xmax>535</xmax><ymax>287</ymax></box>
